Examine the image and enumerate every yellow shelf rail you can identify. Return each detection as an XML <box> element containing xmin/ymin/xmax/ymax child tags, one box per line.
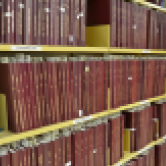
<box><xmin>0</xmin><ymin>45</ymin><xmax>166</xmax><ymax>54</ymax></box>
<box><xmin>112</xmin><ymin>136</ymin><xmax>165</xmax><ymax>166</ymax></box>
<box><xmin>131</xmin><ymin>0</ymin><xmax>166</xmax><ymax>13</ymax></box>
<box><xmin>0</xmin><ymin>94</ymin><xmax>165</xmax><ymax>146</ymax></box>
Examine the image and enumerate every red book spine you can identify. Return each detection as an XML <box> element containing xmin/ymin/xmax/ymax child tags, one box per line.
<box><xmin>32</xmin><ymin>0</ymin><xmax>37</xmax><ymax>44</ymax></box>
<box><xmin>133</xmin><ymin>4</ymin><xmax>138</xmax><ymax>48</ymax></box>
<box><xmin>68</xmin><ymin>0</ymin><xmax>75</xmax><ymax>45</ymax></box>
<box><xmin>127</xmin><ymin>2</ymin><xmax>132</xmax><ymax>48</ymax></box>
<box><xmin>54</xmin><ymin>0</ymin><xmax>60</xmax><ymax>45</ymax></box>
<box><xmin>37</xmin><ymin>144</ymin><xmax>44</xmax><ymax>166</ymax></box>
<box><xmin>110</xmin><ymin>0</ymin><xmax>117</xmax><ymax>47</ymax></box>
<box><xmin>121</xmin><ymin>1</ymin><xmax>127</xmax><ymax>48</ymax></box>
<box><xmin>4</xmin><ymin>0</ymin><xmax>11</xmax><ymax>43</ymax></box>
<box><xmin>47</xmin><ymin>59</ymin><xmax>55</xmax><ymax>125</ymax></box>
<box><xmin>29</xmin><ymin>60</ymin><xmax>37</xmax><ymax>129</ymax></box>
<box><xmin>0</xmin><ymin>154</ymin><xmax>10</xmax><ymax>166</ymax></box>
<box><xmin>45</xmin><ymin>0</ymin><xmax>50</xmax><ymax>45</ymax></box>
<box><xmin>117</xmin><ymin>0</ymin><xmax>121</xmax><ymax>47</ymax></box>
<box><xmin>79</xmin><ymin>0</ymin><xmax>86</xmax><ymax>46</ymax></box>
<box><xmin>43</xmin><ymin>60</ymin><xmax>51</xmax><ymax>124</ymax></box>
<box><xmin>50</xmin><ymin>0</ymin><xmax>54</xmax><ymax>45</ymax></box>
<box><xmin>31</xmin><ymin>147</ymin><xmax>37</xmax><ymax>166</ymax></box>
<box><xmin>74</xmin><ymin>0</ymin><xmax>79</xmax><ymax>45</ymax></box>
<box><xmin>109</xmin><ymin>58</ymin><xmax>113</xmax><ymax>108</ymax></box>
<box><xmin>23</xmin><ymin>0</ymin><xmax>33</xmax><ymax>44</ymax></box>
<box><xmin>37</xmin><ymin>0</ymin><xmax>43</xmax><ymax>45</ymax></box>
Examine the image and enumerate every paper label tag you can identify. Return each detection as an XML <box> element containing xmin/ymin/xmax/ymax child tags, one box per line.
<box><xmin>5</xmin><ymin>12</ymin><xmax>12</xmax><ymax>17</ymax></box>
<box><xmin>138</xmin><ymin>146</ymin><xmax>150</xmax><ymax>154</ymax></box>
<box><xmin>142</xmin><ymin>49</ymin><xmax>151</xmax><ymax>53</ymax></box>
<box><xmin>65</xmin><ymin>161</ymin><xmax>71</xmax><ymax>166</ymax></box>
<box><xmin>11</xmin><ymin>46</ymin><xmax>42</xmax><ymax>51</ymax></box>
<box><xmin>140</xmin><ymin>100</ymin><xmax>149</xmax><ymax>105</ymax></box>
<box><xmin>116</xmin><ymin>162</ymin><xmax>123</xmax><ymax>166</ymax></box>
<box><xmin>93</xmin><ymin>149</ymin><xmax>97</xmax><ymax>153</ymax></box>
<box><xmin>128</xmin><ymin>77</ymin><xmax>132</xmax><ymax>80</ymax></box>
<box><xmin>60</xmin><ymin>7</ymin><xmax>65</xmax><ymax>13</ymax></box>
<box><xmin>69</xmin><ymin>35</ymin><xmax>74</xmax><ymax>42</ymax></box>
<box><xmin>73</xmin><ymin>116</ymin><xmax>93</xmax><ymax>124</ymax></box>
<box><xmin>45</xmin><ymin>8</ymin><xmax>50</xmax><ymax>12</ymax></box>
<box><xmin>19</xmin><ymin>3</ymin><xmax>24</xmax><ymax>8</ymax></box>
<box><xmin>132</xmin><ymin>24</ymin><xmax>136</xmax><ymax>29</ymax></box>
<box><xmin>79</xmin><ymin>110</ymin><xmax>83</xmax><ymax>117</ymax></box>
<box><xmin>163</xmin><ymin>136</ymin><xmax>166</xmax><ymax>140</ymax></box>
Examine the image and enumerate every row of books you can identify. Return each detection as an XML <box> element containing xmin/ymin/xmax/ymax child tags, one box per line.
<box><xmin>0</xmin><ymin>0</ymin><xmax>86</xmax><ymax>46</ymax></box>
<box><xmin>0</xmin><ymin>55</ymin><xmax>165</xmax><ymax>133</ymax></box>
<box><xmin>87</xmin><ymin>0</ymin><xmax>166</xmax><ymax>49</ymax></box>
<box><xmin>0</xmin><ymin>113</ymin><xmax>123</xmax><ymax>166</ymax></box>
<box><xmin>124</xmin><ymin>102</ymin><xmax>166</xmax><ymax>153</ymax></box>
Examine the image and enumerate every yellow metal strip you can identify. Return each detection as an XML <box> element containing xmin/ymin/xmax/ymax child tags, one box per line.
<box><xmin>131</xmin><ymin>0</ymin><xmax>166</xmax><ymax>13</ymax></box>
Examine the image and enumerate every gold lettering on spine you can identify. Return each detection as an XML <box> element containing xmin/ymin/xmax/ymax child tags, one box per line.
<box><xmin>39</xmin><ymin>154</ymin><xmax>43</xmax><ymax>165</ymax></box>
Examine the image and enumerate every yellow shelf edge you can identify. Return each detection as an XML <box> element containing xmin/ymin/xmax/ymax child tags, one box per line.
<box><xmin>0</xmin><ymin>45</ymin><xmax>166</xmax><ymax>54</ymax></box>
<box><xmin>0</xmin><ymin>94</ymin><xmax>165</xmax><ymax>146</ymax></box>
<box><xmin>131</xmin><ymin>0</ymin><xmax>166</xmax><ymax>13</ymax></box>
<box><xmin>112</xmin><ymin>135</ymin><xmax>166</xmax><ymax>166</ymax></box>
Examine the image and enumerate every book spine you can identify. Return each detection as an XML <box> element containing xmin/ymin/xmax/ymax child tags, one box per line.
<box><xmin>4</xmin><ymin>0</ymin><xmax>11</xmax><ymax>43</ymax></box>
<box><xmin>74</xmin><ymin>0</ymin><xmax>79</xmax><ymax>45</ymax></box>
<box><xmin>31</xmin><ymin>147</ymin><xmax>37</xmax><ymax>166</ymax></box>
<box><xmin>37</xmin><ymin>0</ymin><xmax>42</xmax><ymax>44</ymax></box>
<box><xmin>23</xmin><ymin>0</ymin><xmax>33</xmax><ymax>44</ymax></box>
<box><xmin>110</xmin><ymin>0</ymin><xmax>117</xmax><ymax>47</ymax></box>
<box><xmin>121</xmin><ymin>1</ymin><xmax>126</xmax><ymax>48</ymax></box>
<box><xmin>33</xmin><ymin>0</ymin><xmax>38</xmax><ymax>44</ymax></box>
<box><xmin>117</xmin><ymin>0</ymin><xmax>121</xmax><ymax>47</ymax></box>
<box><xmin>38</xmin><ymin>144</ymin><xmax>44</xmax><ymax>166</ymax></box>
<box><xmin>54</xmin><ymin>0</ymin><xmax>60</xmax><ymax>45</ymax></box>
<box><xmin>50</xmin><ymin>0</ymin><xmax>54</xmax><ymax>44</ymax></box>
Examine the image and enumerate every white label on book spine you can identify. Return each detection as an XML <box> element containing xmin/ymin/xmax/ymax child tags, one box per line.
<box><xmin>11</xmin><ymin>46</ymin><xmax>42</xmax><ymax>51</ymax></box>
<box><xmin>142</xmin><ymin>49</ymin><xmax>151</xmax><ymax>53</ymax></box>
<box><xmin>73</xmin><ymin>116</ymin><xmax>93</xmax><ymax>124</ymax></box>
<box><xmin>140</xmin><ymin>100</ymin><xmax>149</xmax><ymax>105</ymax></box>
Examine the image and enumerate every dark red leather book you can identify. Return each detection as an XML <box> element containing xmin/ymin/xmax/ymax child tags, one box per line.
<box><xmin>127</xmin><ymin>2</ymin><xmax>132</xmax><ymax>48</ymax></box>
<box><xmin>50</xmin><ymin>0</ymin><xmax>55</xmax><ymax>45</ymax></box>
<box><xmin>64</xmin><ymin>0</ymin><xmax>70</xmax><ymax>45</ymax></box>
<box><xmin>121</xmin><ymin>1</ymin><xmax>127</xmax><ymax>48</ymax></box>
<box><xmin>23</xmin><ymin>0</ymin><xmax>33</xmax><ymax>44</ymax></box>
<box><xmin>4</xmin><ymin>0</ymin><xmax>11</xmax><ymax>43</ymax></box>
<box><xmin>155</xmin><ymin>145</ymin><xmax>162</xmax><ymax>166</ymax></box>
<box><xmin>79</xmin><ymin>0</ymin><xmax>86</xmax><ymax>46</ymax></box>
<box><xmin>35</xmin><ymin>58</ymin><xmax>43</xmax><ymax>128</ymax></box>
<box><xmin>37</xmin><ymin>0</ymin><xmax>43</xmax><ymax>45</ymax></box>
<box><xmin>32</xmin><ymin>0</ymin><xmax>38</xmax><ymax>44</ymax></box>
<box><xmin>43</xmin><ymin>59</ymin><xmax>51</xmax><ymax>124</ymax></box>
<box><xmin>31</xmin><ymin>147</ymin><xmax>37</xmax><ymax>166</ymax></box>
<box><xmin>43</xmin><ymin>0</ymin><xmax>50</xmax><ymax>45</ymax></box>
<box><xmin>28</xmin><ymin>58</ymin><xmax>37</xmax><ymax>129</ymax></box>
<box><xmin>68</xmin><ymin>0</ymin><xmax>75</xmax><ymax>45</ymax></box>
<box><xmin>37</xmin><ymin>144</ymin><xmax>44</xmax><ymax>166</ymax></box>
<box><xmin>15</xmin><ymin>0</ymin><xmax>22</xmax><ymax>44</ymax></box>
<box><xmin>0</xmin><ymin>154</ymin><xmax>10</xmax><ymax>166</ymax></box>
<box><xmin>74</xmin><ymin>0</ymin><xmax>80</xmax><ymax>45</ymax></box>
<box><xmin>0</xmin><ymin>0</ymin><xmax>4</xmax><ymax>43</ymax></box>
<box><xmin>133</xmin><ymin>4</ymin><xmax>138</xmax><ymax>49</ymax></box>
<box><xmin>109</xmin><ymin>118</ymin><xmax>115</xmax><ymax>165</ymax></box>
<box><xmin>55</xmin><ymin>0</ymin><xmax>60</xmax><ymax>45</ymax></box>
<box><xmin>117</xmin><ymin>0</ymin><xmax>121</xmax><ymax>47</ymax></box>
<box><xmin>46</xmin><ymin>58</ymin><xmax>55</xmax><ymax>125</ymax></box>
